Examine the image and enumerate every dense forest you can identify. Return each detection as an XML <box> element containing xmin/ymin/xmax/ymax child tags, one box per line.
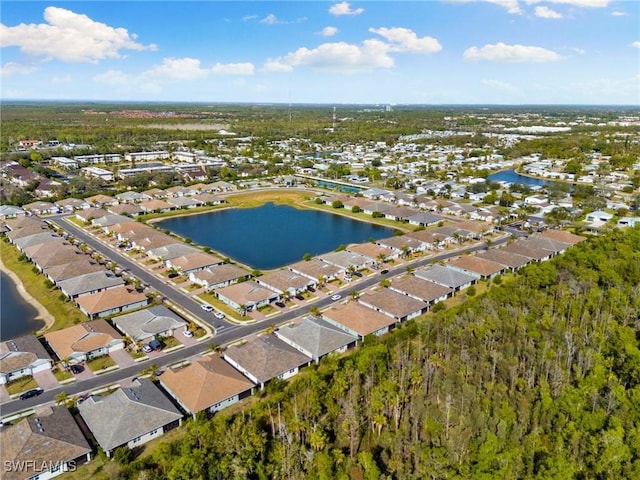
<box><xmin>97</xmin><ymin>226</ymin><xmax>640</xmax><ymax>480</ymax></box>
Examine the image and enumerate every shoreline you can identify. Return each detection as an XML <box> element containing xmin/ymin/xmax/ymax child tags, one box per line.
<box><xmin>0</xmin><ymin>256</ymin><xmax>55</xmax><ymax>336</ymax></box>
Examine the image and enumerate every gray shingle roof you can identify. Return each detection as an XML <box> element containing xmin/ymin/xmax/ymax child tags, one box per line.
<box><xmin>414</xmin><ymin>264</ymin><xmax>477</xmax><ymax>289</ymax></box>
<box><xmin>113</xmin><ymin>305</ymin><xmax>187</xmax><ymax>341</ymax></box>
<box><xmin>56</xmin><ymin>270</ymin><xmax>125</xmax><ymax>298</ymax></box>
<box><xmin>78</xmin><ymin>378</ymin><xmax>182</xmax><ymax>453</ymax></box>
<box><xmin>275</xmin><ymin>317</ymin><xmax>357</xmax><ymax>361</ymax></box>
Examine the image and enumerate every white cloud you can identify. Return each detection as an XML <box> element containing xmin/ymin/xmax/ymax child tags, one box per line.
<box><xmin>95</xmin><ymin>57</ymin><xmax>254</xmax><ymax>89</ymax></box>
<box><xmin>369</xmin><ymin>27</ymin><xmax>442</xmax><ymax>54</ymax></box>
<box><xmin>0</xmin><ymin>62</ymin><xmax>37</xmax><ymax>77</ymax></box>
<box><xmin>444</xmin><ymin>0</ymin><xmax>523</xmax><ymax>15</ymax></box>
<box><xmin>260</xmin><ymin>14</ymin><xmax>280</xmax><ymax>24</ymax></box>
<box><xmin>0</xmin><ymin>6</ymin><xmax>156</xmax><ymax>63</ymax></box>
<box><xmin>267</xmin><ymin>39</ymin><xmax>394</xmax><ymax>73</ymax></box>
<box><xmin>611</xmin><ymin>11</ymin><xmax>626</xmax><ymax>16</ymax></box>
<box><xmin>242</xmin><ymin>15</ymin><xmax>258</xmax><ymax>21</ymax></box>
<box><xmin>464</xmin><ymin>42</ymin><xmax>563</xmax><ymax>62</ymax></box>
<box><xmin>535</xmin><ymin>6</ymin><xmax>563</xmax><ymax>18</ymax></box>
<box><xmin>211</xmin><ymin>62</ymin><xmax>255</xmax><ymax>75</ymax></box>
<box><xmin>320</xmin><ymin>26</ymin><xmax>339</xmax><ymax>37</ymax></box>
<box><xmin>329</xmin><ymin>2</ymin><xmax>364</xmax><ymax>16</ymax></box>
<box><xmin>631</xmin><ymin>41</ymin><xmax>640</xmax><ymax>49</ymax></box>
<box><xmin>262</xmin><ymin>58</ymin><xmax>294</xmax><ymax>73</ymax></box>
<box><xmin>525</xmin><ymin>0</ymin><xmax>609</xmax><ymax>7</ymax></box>
<box><xmin>146</xmin><ymin>57</ymin><xmax>209</xmax><ymax>81</ymax></box>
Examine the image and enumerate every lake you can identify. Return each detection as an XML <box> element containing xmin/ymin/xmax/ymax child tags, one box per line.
<box><xmin>487</xmin><ymin>169</ymin><xmax>549</xmax><ymax>188</ymax></box>
<box><xmin>0</xmin><ymin>271</ymin><xmax>44</xmax><ymax>340</ymax></box>
<box><xmin>157</xmin><ymin>203</ymin><xmax>396</xmax><ymax>270</ymax></box>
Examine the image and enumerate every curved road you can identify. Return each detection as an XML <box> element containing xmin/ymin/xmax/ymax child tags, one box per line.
<box><xmin>2</xmin><ymin>214</ymin><xmax>509</xmax><ymax>417</ymax></box>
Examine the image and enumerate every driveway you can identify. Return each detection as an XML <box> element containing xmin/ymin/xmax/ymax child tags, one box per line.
<box><xmin>33</xmin><ymin>369</ymin><xmax>60</xmax><ymax>391</ymax></box>
<box><xmin>110</xmin><ymin>349</ymin><xmax>136</xmax><ymax>369</ymax></box>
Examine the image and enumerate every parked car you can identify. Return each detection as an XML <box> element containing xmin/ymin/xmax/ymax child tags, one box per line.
<box><xmin>69</xmin><ymin>364</ymin><xmax>83</xmax><ymax>374</ymax></box>
<box><xmin>307</xmin><ymin>286</ymin><xmax>316</xmax><ymax>292</ymax></box>
<box><xmin>20</xmin><ymin>389</ymin><xmax>43</xmax><ymax>400</ymax></box>
<box><xmin>149</xmin><ymin>339</ymin><xmax>163</xmax><ymax>351</ymax></box>
<box><xmin>201</xmin><ymin>304</ymin><xmax>214</xmax><ymax>312</ymax></box>
<box><xmin>380</xmin><ymin>269</ymin><xmax>389</xmax><ymax>275</ymax></box>
<box><xmin>275</xmin><ymin>301</ymin><xmax>286</xmax><ymax>308</ymax></box>
<box><xmin>353</xmin><ymin>272</ymin><xmax>363</xmax><ymax>277</ymax></box>
<box><xmin>331</xmin><ymin>294</ymin><xmax>342</xmax><ymax>301</ymax></box>
<box><xmin>182</xmin><ymin>330</ymin><xmax>193</xmax><ymax>338</ymax></box>
<box><xmin>295</xmin><ymin>294</ymin><xmax>305</xmax><ymax>301</ymax></box>
<box><xmin>142</xmin><ymin>344</ymin><xmax>153</xmax><ymax>353</ymax></box>
<box><xmin>214</xmin><ymin>312</ymin><xmax>225</xmax><ymax>320</ymax></box>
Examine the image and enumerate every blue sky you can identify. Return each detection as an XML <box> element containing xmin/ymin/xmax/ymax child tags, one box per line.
<box><xmin>1</xmin><ymin>1</ymin><xmax>639</xmax><ymax>104</ymax></box>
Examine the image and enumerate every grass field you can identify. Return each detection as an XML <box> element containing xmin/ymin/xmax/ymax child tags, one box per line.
<box><xmin>1</xmin><ymin>239</ymin><xmax>87</xmax><ymax>332</ymax></box>
<box><xmin>5</xmin><ymin>375</ymin><xmax>38</xmax><ymax>395</ymax></box>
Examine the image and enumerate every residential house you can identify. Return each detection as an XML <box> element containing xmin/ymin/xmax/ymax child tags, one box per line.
<box><xmin>255</xmin><ymin>270</ymin><xmax>315</xmax><ymax>297</ymax></box>
<box><xmin>388</xmin><ymin>274</ymin><xmax>454</xmax><ymax>305</ymax></box>
<box><xmin>44</xmin><ymin>319</ymin><xmax>124</xmax><ymax>364</ymax></box>
<box><xmin>538</xmin><ymin>229</ymin><xmax>585</xmax><ymax>246</ymax></box>
<box><xmin>322</xmin><ymin>302</ymin><xmax>397</xmax><ymax>339</ymax></box>
<box><xmin>189</xmin><ymin>264</ymin><xmax>252</xmax><ymax>291</ymax></box>
<box><xmin>215</xmin><ymin>281</ymin><xmax>278</xmax><ymax>312</ymax></box>
<box><xmin>107</xmin><ymin>203</ymin><xmax>145</xmax><ymax>217</ymax></box>
<box><xmin>75</xmin><ymin>207</ymin><xmax>108</xmax><ymax>223</ymax></box>
<box><xmin>585</xmin><ymin>210</ymin><xmax>613</xmax><ymax>225</ymax></box>
<box><xmin>288</xmin><ymin>258</ymin><xmax>342</xmax><ymax>283</ymax></box>
<box><xmin>138</xmin><ymin>199</ymin><xmax>174</xmax><ymax>213</ymax></box>
<box><xmin>166</xmin><ymin>196</ymin><xmax>202</xmax><ymax>209</ymax></box>
<box><xmin>223</xmin><ymin>335</ymin><xmax>311</xmax><ymax>390</ymax></box>
<box><xmin>274</xmin><ymin>316</ymin><xmax>358</xmax><ymax>364</ymax></box>
<box><xmin>414</xmin><ymin>264</ymin><xmax>477</xmax><ymax>292</ymax></box>
<box><xmin>476</xmin><ymin>248</ymin><xmax>532</xmax><ymax>272</ymax></box>
<box><xmin>0</xmin><ymin>335</ymin><xmax>53</xmax><ymax>385</ymax></box>
<box><xmin>147</xmin><ymin>243</ymin><xmax>200</xmax><ymax>261</ymax></box>
<box><xmin>43</xmin><ymin>258</ymin><xmax>104</xmax><ymax>284</ymax></box>
<box><xmin>75</xmin><ymin>285</ymin><xmax>149</xmax><ymax>319</ymax></box>
<box><xmin>159</xmin><ymin>356</ymin><xmax>254</xmax><ymax>418</ymax></box>
<box><xmin>56</xmin><ymin>270</ymin><xmax>125</xmax><ymax>300</ymax></box>
<box><xmin>502</xmin><ymin>241</ymin><xmax>554</xmax><ymax>262</ymax></box>
<box><xmin>165</xmin><ymin>252</ymin><xmax>225</xmax><ymax>275</ymax></box>
<box><xmin>113</xmin><ymin>305</ymin><xmax>187</xmax><ymax>344</ymax></box>
<box><xmin>22</xmin><ymin>201</ymin><xmax>59</xmax><ymax>216</ymax></box>
<box><xmin>84</xmin><ymin>194</ymin><xmax>118</xmax><ymax>208</ymax></box>
<box><xmin>78</xmin><ymin>378</ymin><xmax>182</xmax><ymax>457</ymax></box>
<box><xmin>0</xmin><ymin>406</ymin><xmax>91</xmax><ymax>480</ymax></box>
<box><xmin>346</xmin><ymin>242</ymin><xmax>392</xmax><ymax>264</ymax></box>
<box><xmin>406</xmin><ymin>211</ymin><xmax>446</xmax><ymax>227</ymax></box>
<box><xmin>320</xmin><ymin>251</ymin><xmax>374</xmax><ymax>272</ymax></box>
<box><xmin>55</xmin><ymin>198</ymin><xmax>90</xmax><ymax>212</ymax></box>
<box><xmin>358</xmin><ymin>288</ymin><xmax>427</xmax><ymax>322</ymax></box>
<box><xmin>115</xmin><ymin>191</ymin><xmax>152</xmax><ymax>203</ymax></box>
<box><xmin>521</xmin><ymin>235</ymin><xmax>573</xmax><ymax>255</ymax></box>
<box><xmin>0</xmin><ymin>205</ymin><xmax>25</xmax><ymax>219</ymax></box>
<box><xmin>447</xmin><ymin>255</ymin><xmax>507</xmax><ymax>279</ymax></box>
<box><xmin>376</xmin><ymin>235</ymin><xmax>423</xmax><ymax>256</ymax></box>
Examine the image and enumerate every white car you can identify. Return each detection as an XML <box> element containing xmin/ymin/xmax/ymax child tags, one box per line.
<box><xmin>214</xmin><ymin>312</ymin><xmax>225</xmax><ymax>320</ymax></box>
<box><xmin>201</xmin><ymin>304</ymin><xmax>214</xmax><ymax>312</ymax></box>
<box><xmin>142</xmin><ymin>344</ymin><xmax>153</xmax><ymax>353</ymax></box>
<box><xmin>182</xmin><ymin>330</ymin><xmax>193</xmax><ymax>338</ymax></box>
<box><xmin>331</xmin><ymin>294</ymin><xmax>342</xmax><ymax>301</ymax></box>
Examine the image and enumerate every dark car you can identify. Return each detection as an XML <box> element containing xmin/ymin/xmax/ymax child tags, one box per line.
<box><xmin>353</xmin><ymin>271</ymin><xmax>363</xmax><ymax>277</ymax></box>
<box><xmin>295</xmin><ymin>294</ymin><xmax>305</xmax><ymax>301</ymax></box>
<box><xmin>70</xmin><ymin>364</ymin><xmax>83</xmax><ymax>374</ymax></box>
<box><xmin>275</xmin><ymin>301</ymin><xmax>286</xmax><ymax>308</ymax></box>
<box><xmin>20</xmin><ymin>389</ymin><xmax>43</xmax><ymax>400</ymax></box>
<box><xmin>380</xmin><ymin>269</ymin><xmax>389</xmax><ymax>275</ymax></box>
<box><xmin>149</xmin><ymin>339</ymin><xmax>163</xmax><ymax>351</ymax></box>
<box><xmin>307</xmin><ymin>286</ymin><xmax>316</xmax><ymax>292</ymax></box>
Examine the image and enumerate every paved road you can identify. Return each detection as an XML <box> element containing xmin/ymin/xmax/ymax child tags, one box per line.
<box><xmin>2</xmin><ymin>216</ymin><xmax>509</xmax><ymax>417</ymax></box>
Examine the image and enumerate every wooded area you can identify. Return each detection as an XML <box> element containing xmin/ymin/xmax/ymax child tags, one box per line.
<box><xmin>97</xmin><ymin>226</ymin><xmax>640</xmax><ymax>480</ymax></box>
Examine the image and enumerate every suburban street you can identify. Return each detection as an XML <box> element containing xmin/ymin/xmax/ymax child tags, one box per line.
<box><xmin>1</xmin><ymin>214</ymin><xmax>510</xmax><ymax>417</ymax></box>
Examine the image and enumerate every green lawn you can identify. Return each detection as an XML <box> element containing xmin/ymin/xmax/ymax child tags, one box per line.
<box><xmin>87</xmin><ymin>355</ymin><xmax>117</xmax><ymax>372</ymax></box>
<box><xmin>0</xmin><ymin>240</ymin><xmax>87</xmax><ymax>332</ymax></box>
<box><xmin>162</xmin><ymin>336</ymin><xmax>180</xmax><ymax>349</ymax></box>
<box><xmin>5</xmin><ymin>376</ymin><xmax>38</xmax><ymax>395</ymax></box>
<box><xmin>53</xmin><ymin>367</ymin><xmax>74</xmax><ymax>382</ymax></box>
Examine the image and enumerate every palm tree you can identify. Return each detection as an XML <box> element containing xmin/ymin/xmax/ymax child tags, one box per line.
<box><xmin>309</xmin><ymin>306</ymin><xmax>321</xmax><ymax>317</ymax></box>
<box><xmin>55</xmin><ymin>391</ymin><xmax>69</xmax><ymax>406</ymax></box>
<box><xmin>349</xmin><ymin>290</ymin><xmax>360</xmax><ymax>301</ymax></box>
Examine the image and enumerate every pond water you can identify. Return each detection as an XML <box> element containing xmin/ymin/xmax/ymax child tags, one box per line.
<box><xmin>157</xmin><ymin>202</ymin><xmax>395</xmax><ymax>270</ymax></box>
<box><xmin>0</xmin><ymin>271</ymin><xmax>44</xmax><ymax>340</ymax></box>
<box><xmin>487</xmin><ymin>169</ymin><xmax>550</xmax><ymax>188</ymax></box>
